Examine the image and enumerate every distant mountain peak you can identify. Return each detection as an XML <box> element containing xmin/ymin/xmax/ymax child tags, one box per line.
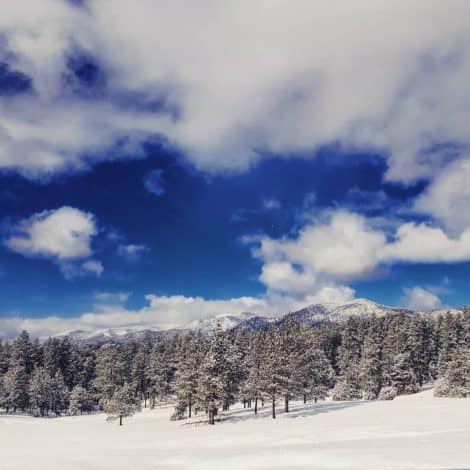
<box><xmin>56</xmin><ymin>297</ymin><xmax>461</xmax><ymax>345</ymax></box>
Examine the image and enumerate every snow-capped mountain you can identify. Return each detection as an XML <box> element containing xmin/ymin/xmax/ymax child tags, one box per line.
<box><xmin>186</xmin><ymin>312</ymin><xmax>276</xmax><ymax>334</ymax></box>
<box><xmin>58</xmin><ymin>312</ymin><xmax>275</xmax><ymax>345</ymax></box>
<box><xmin>287</xmin><ymin>298</ymin><xmax>415</xmax><ymax>325</ymax></box>
<box><xmin>58</xmin><ymin>298</ymin><xmax>462</xmax><ymax>345</ymax></box>
<box><xmin>61</xmin><ymin>327</ymin><xmax>173</xmax><ymax>345</ymax></box>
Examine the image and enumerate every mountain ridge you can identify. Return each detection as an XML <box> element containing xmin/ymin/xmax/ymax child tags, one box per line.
<box><xmin>57</xmin><ymin>298</ymin><xmax>464</xmax><ymax>345</ymax></box>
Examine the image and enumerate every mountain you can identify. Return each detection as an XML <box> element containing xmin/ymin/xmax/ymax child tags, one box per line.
<box><xmin>58</xmin><ymin>298</ymin><xmax>463</xmax><ymax>345</ymax></box>
<box><xmin>62</xmin><ymin>327</ymin><xmax>175</xmax><ymax>346</ymax></box>
<box><xmin>58</xmin><ymin>312</ymin><xmax>275</xmax><ymax>345</ymax></box>
<box><xmin>286</xmin><ymin>298</ymin><xmax>415</xmax><ymax>325</ymax></box>
<box><xmin>186</xmin><ymin>312</ymin><xmax>276</xmax><ymax>334</ymax></box>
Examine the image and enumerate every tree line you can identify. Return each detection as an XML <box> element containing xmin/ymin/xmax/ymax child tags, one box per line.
<box><xmin>0</xmin><ymin>310</ymin><xmax>469</xmax><ymax>425</ymax></box>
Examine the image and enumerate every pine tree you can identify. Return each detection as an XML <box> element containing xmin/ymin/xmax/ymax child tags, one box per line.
<box><xmin>68</xmin><ymin>385</ymin><xmax>93</xmax><ymax>415</ymax></box>
<box><xmin>173</xmin><ymin>333</ymin><xmax>204</xmax><ymax>419</ymax></box>
<box><xmin>146</xmin><ymin>340</ymin><xmax>173</xmax><ymax>408</ymax></box>
<box><xmin>103</xmin><ymin>383</ymin><xmax>141</xmax><ymax>426</ymax></box>
<box><xmin>277</xmin><ymin>318</ymin><xmax>302</xmax><ymax>413</ymax></box>
<box><xmin>10</xmin><ymin>330</ymin><xmax>35</xmax><ymax>375</ymax></box>
<box><xmin>93</xmin><ymin>345</ymin><xmax>127</xmax><ymax>402</ymax></box>
<box><xmin>131</xmin><ymin>333</ymin><xmax>153</xmax><ymax>406</ymax></box>
<box><xmin>260</xmin><ymin>329</ymin><xmax>286</xmax><ymax>419</ymax></box>
<box><xmin>239</xmin><ymin>331</ymin><xmax>265</xmax><ymax>414</ymax></box>
<box><xmin>194</xmin><ymin>326</ymin><xmax>230</xmax><ymax>424</ymax></box>
<box><xmin>297</xmin><ymin>331</ymin><xmax>333</xmax><ymax>403</ymax></box>
<box><xmin>50</xmin><ymin>371</ymin><xmax>69</xmax><ymax>415</ymax></box>
<box><xmin>332</xmin><ymin>318</ymin><xmax>363</xmax><ymax>400</ymax></box>
<box><xmin>0</xmin><ymin>340</ymin><xmax>10</xmax><ymax>374</ymax></box>
<box><xmin>3</xmin><ymin>365</ymin><xmax>29</xmax><ymax>412</ymax></box>
<box><xmin>29</xmin><ymin>367</ymin><xmax>53</xmax><ymax>417</ymax></box>
<box><xmin>389</xmin><ymin>352</ymin><xmax>418</xmax><ymax>394</ymax></box>
<box><xmin>358</xmin><ymin>318</ymin><xmax>383</xmax><ymax>399</ymax></box>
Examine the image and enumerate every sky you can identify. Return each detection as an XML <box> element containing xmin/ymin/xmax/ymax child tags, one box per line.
<box><xmin>1</xmin><ymin>0</ymin><xmax>470</xmax><ymax>338</ymax></box>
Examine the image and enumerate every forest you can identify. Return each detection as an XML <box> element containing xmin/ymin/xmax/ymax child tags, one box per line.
<box><xmin>0</xmin><ymin>311</ymin><xmax>469</xmax><ymax>425</ymax></box>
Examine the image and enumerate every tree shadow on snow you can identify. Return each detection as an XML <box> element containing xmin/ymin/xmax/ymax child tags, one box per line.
<box><xmin>216</xmin><ymin>400</ymin><xmax>367</xmax><ymax>424</ymax></box>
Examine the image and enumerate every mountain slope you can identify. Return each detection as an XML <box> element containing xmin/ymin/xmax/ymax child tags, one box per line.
<box><xmin>58</xmin><ymin>298</ymin><xmax>462</xmax><ymax>345</ymax></box>
<box><xmin>287</xmin><ymin>298</ymin><xmax>415</xmax><ymax>325</ymax></box>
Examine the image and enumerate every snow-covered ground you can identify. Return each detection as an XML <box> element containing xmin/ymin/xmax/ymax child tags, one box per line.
<box><xmin>1</xmin><ymin>388</ymin><xmax>470</xmax><ymax>470</ymax></box>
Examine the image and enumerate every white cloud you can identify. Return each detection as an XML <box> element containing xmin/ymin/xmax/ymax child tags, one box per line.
<box><xmin>5</xmin><ymin>206</ymin><xmax>97</xmax><ymax>259</ymax></box>
<box><xmin>414</xmin><ymin>157</ymin><xmax>470</xmax><ymax>234</ymax></box>
<box><xmin>4</xmin><ymin>206</ymin><xmax>103</xmax><ymax>279</ymax></box>
<box><xmin>383</xmin><ymin>223</ymin><xmax>470</xmax><ymax>263</ymax></box>
<box><xmin>0</xmin><ymin>287</ymin><xmax>358</xmax><ymax>339</ymax></box>
<box><xmin>0</xmin><ymin>0</ymin><xmax>469</xmax><ymax>188</ymax></box>
<box><xmin>118</xmin><ymin>243</ymin><xmax>148</xmax><ymax>260</ymax></box>
<box><xmin>402</xmin><ymin>286</ymin><xmax>443</xmax><ymax>311</ymax></box>
<box><xmin>254</xmin><ymin>211</ymin><xmax>386</xmax><ymax>280</ymax></box>
<box><xmin>250</xmin><ymin>209</ymin><xmax>470</xmax><ymax>297</ymax></box>
<box><xmin>81</xmin><ymin>260</ymin><xmax>103</xmax><ymax>277</ymax></box>
<box><xmin>0</xmin><ymin>294</ymin><xmax>275</xmax><ymax>339</ymax></box>
<box><xmin>93</xmin><ymin>291</ymin><xmax>130</xmax><ymax>305</ymax></box>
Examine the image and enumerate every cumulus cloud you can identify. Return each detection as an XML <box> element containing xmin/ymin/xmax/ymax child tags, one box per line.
<box><xmin>4</xmin><ymin>206</ymin><xmax>102</xmax><ymax>278</ymax></box>
<box><xmin>0</xmin><ymin>0</ymin><xmax>469</xmax><ymax>188</ymax></box>
<box><xmin>402</xmin><ymin>286</ymin><xmax>443</xmax><ymax>311</ymax></box>
<box><xmin>4</xmin><ymin>206</ymin><xmax>97</xmax><ymax>259</ymax></box>
<box><xmin>414</xmin><ymin>157</ymin><xmax>470</xmax><ymax>234</ymax></box>
<box><xmin>250</xmin><ymin>209</ymin><xmax>470</xmax><ymax>297</ymax></box>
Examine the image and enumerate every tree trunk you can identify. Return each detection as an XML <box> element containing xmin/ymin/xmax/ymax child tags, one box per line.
<box><xmin>303</xmin><ymin>393</ymin><xmax>307</xmax><ymax>404</ymax></box>
<box><xmin>248</xmin><ymin>399</ymin><xmax>251</xmax><ymax>408</ymax></box>
<box><xmin>254</xmin><ymin>397</ymin><xmax>258</xmax><ymax>415</ymax></box>
<box><xmin>285</xmin><ymin>395</ymin><xmax>289</xmax><ymax>413</ymax></box>
<box><xmin>243</xmin><ymin>400</ymin><xmax>246</xmax><ymax>408</ymax></box>
<box><xmin>188</xmin><ymin>397</ymin><xmax>192</xmax><ymax>418</ymax></box>
<box><xmin>119</xmin><ymin>415</ymin><xmax>123</xmax><ymax>426</ymax></box>
<box><xmin>208</xmin><ymin>408</ymin><xmax>215</xmax><ymax>425</ymax></box>
<box><xmin>272</xmin><ymin>396</ymin><xmax>276</xmax><ymax>419</ymax></box>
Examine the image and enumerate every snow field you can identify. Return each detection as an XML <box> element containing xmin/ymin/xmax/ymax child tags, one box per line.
<box><xmin>1</xmin><ymin>388</ymin><xmax>470</xmax><ymax>470</ymax></box>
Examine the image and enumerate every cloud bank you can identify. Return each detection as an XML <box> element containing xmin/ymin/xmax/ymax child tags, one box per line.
<box><xmin>0</xmin><ymin>0</ymin><xmax>469</xmax><ymax>187</ymax></box>
<box><xmin>250</xmin><ymin>210</ymin><xmax>470</xmax><ymax>298</ymax></box>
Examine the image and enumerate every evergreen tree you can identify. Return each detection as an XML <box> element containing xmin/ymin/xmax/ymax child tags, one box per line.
<box><xmin>68</xmin><ymin>385</ymin><xmax>93</xmax><ymax>415</ymax></box>
<box><xmin>260</xmin><ymin>329</ymin><xmax>286</xmax><ymax>419</ymax></box>
<box><xmin>173</xmin><ymin>333</ymin><xmax>204</xmax><ymax>419</ymax></box>
<box><xmin>50</xmin><ymin>371</ymin><xmax>69</xmax><ymax>415</ymax></box>
<box><xmin>332</xmin><ymin>318</ymin><xmax>363</xmax><ymax>400</ymax></box>
<box><xmin>93</xmin><ymin>345</ymin><xmax>127</xmax><ymax>402</ymax></box>
<box><xmin>3</xmin><ymin>365</ymin><xmax>29</xmax><ymax>412</ymax></box>
<box><xmin>389</xmin><ymin>352</ymin><xmax>419</xmax><ymax>394</ymax></box>
<box><xmin>103</xmin><ymin>383</ymin><xmax>141</xmax><ymax>426</ymax></box>
<box><xmin>358</xmin><ymin>318</ymin><xmax>383</xmax><ymax>399</ymax></box>
<box><xmin>131</xmin><ymin>333</ymin><xmax>153</xmax><ymax>406</ymax></box>
<box><xmin>194</xmin><ymin>326</ymin><xmax>230</xmax><ymax>424</ymax></box>
<box><xmin>29</xmin><ymin>367</ymin><xmax>53</xmax><ymax>416</ymax></box>
<box><xmin>297</xmin><ymin>331</ymin><xmax>333</xmax><ymax>403</ymax></box>
<box><xmin>239</xmin><ymin>331</ymin><xmax>265</xmax><ymax>414</ymax></box>
<box><xmin>146</xmin><ymin>340</ymin><xmax>173</xmax><ymax>407</ymax></box>
<box><xmin>10</xmin><ymin>330</ymin><xmax>35</xmax><ymax>374</ymax></box>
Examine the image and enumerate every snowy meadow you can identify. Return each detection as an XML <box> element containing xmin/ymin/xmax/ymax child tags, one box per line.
<box><xmin>1</xmin><ymin>388</ymin><xmax>470</xmax><ymax>470</ymax></box>
<box><xmin>1</xmin><ymin>309</ymin><xmax>470</xmax><ymax>469</ymax></box>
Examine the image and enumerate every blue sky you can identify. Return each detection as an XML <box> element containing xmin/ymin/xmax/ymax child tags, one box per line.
<box><xmin>1</xmin><ymin>1</ymin><xmax>470</xmax><ymax>337</ymax></box>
